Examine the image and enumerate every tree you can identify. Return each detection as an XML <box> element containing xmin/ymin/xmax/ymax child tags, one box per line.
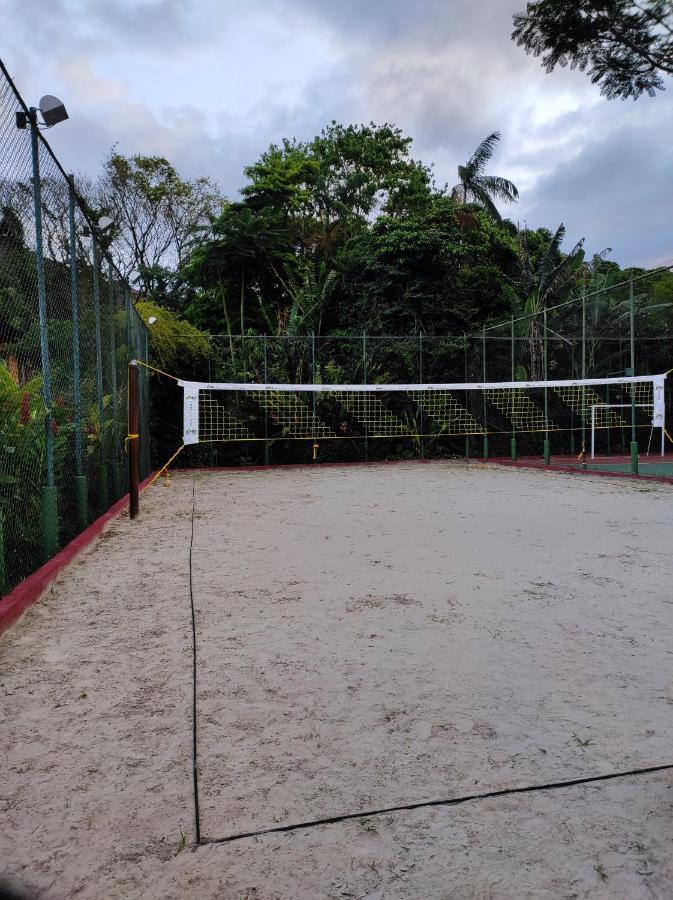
<box><xmin>334</xmin><ymin>197</ymin><xmax>520</xmax><ymax>335</ymax></box>
<box><xmin>451</xmin><ymin>133</ymin><xmax>518</xmax><ymax>222</ymax></box>
<box><xmin>512</xmin><ymin>1</ymin><xmax>673</xmax><ymax>100</ymax></box>
<box><xmin>98</xmin><ymin>153</ymin><xmax>224</xmax><ymax>299</ymax></box>
<box><xmin>517</xmin><ymin>224</ymin><xmax>585</xmax><ymax>379</ymax></box>
<box><xmin>242</xmin><ymin>123</ymin><xmax>434</xmax><ymax>261</ymax></box>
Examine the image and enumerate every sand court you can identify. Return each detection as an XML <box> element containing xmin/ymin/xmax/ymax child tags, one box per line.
<box><xmin>2</xmin><ymin>462</ymin><xmax>673</xmax><ymax>897</ymax></box>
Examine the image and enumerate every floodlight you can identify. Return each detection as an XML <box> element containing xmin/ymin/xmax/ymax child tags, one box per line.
<box><xmin>97</xmin><ymin>216</ymin><xmax>114</xmax><ymax>232</ymax></box>
<box><xmin>38</xmin><ymin>95</ymin><xmax>68</xmax><ymax>128</ymax></box>
<box><xmin>148</xmin><ymin>316</ymin><xmax>158</xmax><ymax>326</ymax></box>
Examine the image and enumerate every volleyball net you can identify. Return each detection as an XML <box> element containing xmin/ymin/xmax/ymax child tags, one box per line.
<box><xmin>178</xmin><ymin>373</ymin><xmax>668</xmax><ymax>457</ymax></box>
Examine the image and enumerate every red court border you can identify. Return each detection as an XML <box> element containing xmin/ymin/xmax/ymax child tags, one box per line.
<box><xmin>488</xmin><ymin>456</ymin><xmax>673</xmax><ymax>486</ymax></box>
<box><xmin>0</xmin><ymin>473</ymin><xmax>155</xmax><ymax>637</ymax></box>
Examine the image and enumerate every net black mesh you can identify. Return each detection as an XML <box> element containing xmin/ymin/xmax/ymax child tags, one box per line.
<box><xmin>0</xmin><ymin>62</ymin><xmax>150</xmax><ymax>593</ymax></box>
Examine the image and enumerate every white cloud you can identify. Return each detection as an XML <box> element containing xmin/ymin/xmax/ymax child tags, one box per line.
<box><xmin>2</xmin><ymin>0</ymin><xmax>671</xmax><ymax>265</ymax></box>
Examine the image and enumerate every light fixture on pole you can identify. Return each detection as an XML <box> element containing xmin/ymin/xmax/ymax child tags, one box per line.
<box><xmin>15</xmin><ymin>92</ymin><xmax>69</xmax><ymax>561</ymax></box>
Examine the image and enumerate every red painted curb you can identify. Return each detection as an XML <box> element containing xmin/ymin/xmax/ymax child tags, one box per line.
<box><xmin>488</xmin><ymin>457</ymin><xmax>673</xmax><ymax>486</ymax></box>
<box><xmin>0</xmin><ymin>473</ymin><xmax>155</xmax><ymax>637</ymax></box>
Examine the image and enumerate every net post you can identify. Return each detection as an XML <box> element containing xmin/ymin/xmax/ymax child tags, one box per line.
<box><xmin>543</xmin><ymin>307</ymin><xmax>550</xmax><ymax>465</ymax></box>
<box><xmin>128</xmin><ymin>361</ymin><xmax>140</xmax><ymax>520</ymax></box>
<box><xmin>482</xmin><ymin>326</ymin><xmax>488</xmax><ymax>460</ymax></box>
<box><xmin>510</xmin><ymin>315</ymin><xmax>517</xmax><ymax>460</ymax></box>
<box><xmin>418</xmin><ymin>333</ymin><xmax>425</xmax><ymax>460</ymax></box>
<box><xmin>629</xmin><ymin>279</ymin><xmax>638</xmax><ymax>475</ymax></box>
<box><xmin>463</xmin><ymin>334</ymin><xmax>470</xmax><ymax>460</ymax></box>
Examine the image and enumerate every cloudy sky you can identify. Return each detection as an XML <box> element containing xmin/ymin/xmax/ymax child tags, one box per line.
<box><xmin>4</xmin><ymin>0</ymin><xmax>672</xmax><ymax>266</ymax></box>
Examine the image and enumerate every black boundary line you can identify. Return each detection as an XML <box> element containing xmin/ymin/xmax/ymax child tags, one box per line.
<box><xmin>189</xmin><ymin>479</ymin><xmax>202</xmax><ymax>844</ymax></box>
<box><xmin>201</xmin><ymin>762</ymin><xmax>673</xmax><ymax>846</ymax></box>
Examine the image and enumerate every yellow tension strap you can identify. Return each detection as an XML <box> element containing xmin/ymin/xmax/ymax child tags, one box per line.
<box><xmin>135</xmin><ymin>359</ymin><xmax>180</xmax><ymax>383</ymax></box>
<box><xmin>124</xmin><ymin>433</ymin><xmax>139</xmax><ymax>453</ymax></box>
<box><xmin>146</xmin><ymin>444</ymin><xmax>185</xmax><ymax>489</ymax></box>
<box><xmin>664</xmin><ymin>429</ymin><xmax>673</xmax><ymax>448</ymax></box>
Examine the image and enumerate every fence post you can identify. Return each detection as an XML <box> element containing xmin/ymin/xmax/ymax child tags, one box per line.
<box><xmin>629</xmin><ymin>278</ymin><xmax>638</xmax><ymax>474</ymax></box>
<box><xmin>108</xmin><ymin>262</ymin><xmax>120</xmax><ymax>500</ymax></box>
<box><xmin>0</xmin><ymin>510</ymin><xmax>6</xmax><ymax>596</ymax></box>
<box><xmin>29</xmin><ymin>110</ymin><xmax>58</xmax><ymax>559</ymax></box>
<box><xmin>68</xmin><ymin>175</ymin><xmax>87</xmax><ymax>530</ymax></box>
<box><xmin>510</xmin><ymin>315</ymin><xmax>517</xmax><ymax>461</ymax></box>
<box><xmin>543</xmin><ymin>307</ymin><xmax>550</xmax><ymax>465</ymax></box>
<box><xmin>464</xmin><ymin>334</ymin><xmax>470</xmax><ymax>460</ymax></box>
<box><xmin>263</xmin><ymin>335</ymin><xmax>270</xmax><ymax>466</ymax></box>
<box><xmin>362</xmin><ymin>333</ymin><xmax>368</xmax><ymax>462</ymax></box>
<box><xmin>581</xmin><ymin>289</ymin><xmax>587</xmax><ymax>467</ymax></box>
<box><xmin>482</xmin><ymin>326</ymin><xmax>488</xmax><ymax>460</ymax></box>
<box><xmin>92</xmin><ymin>238</ymin><xmax>108</xmax><ymax>509</ymax></box>
<box><xmin>418</xmin><ymin>333</ymin><xmax>425</xmax><ymax>459</ymax></box>
<box><xmin>128</xmin><ymin>361</ymin><xmax>140</xmax><ymax>519</ymax></box>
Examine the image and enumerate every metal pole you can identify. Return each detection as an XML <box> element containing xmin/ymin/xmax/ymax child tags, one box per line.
<box><xmin>108</xmin><ymin>262</ymin><xmax>120</xmax><ymax>500</ymax></box>
<box><xmin>629</xmin><ymin>278</ymin><xmax>638</xmax><ymax>474</ymax></box>
<box><xmin>510</xmin><ymin>316</ymin><xmax>517</xmax><ymax>460</ymax></box>
<box><xmin>92</xmin><ymin>237</ymin><xmax>108</xmax><ymax>509</ymax></box>
<box><xmin>128</xmin><ymin>361</ymin><xmax>140</xmax><ymax>519</ymax></box>
<box><xmin>311</xmin><ymin>333</ymin><xmax>317</xmax><ymax>463</ymax></box>
<box><xmin>418</xmin><ymin>333</ymin><xmax>424</xmax><ymax>459</ymax></box>
<box><xmin>143</xmin><ymin>329</ymin><xmax>151</xmax><ymax>477</ymax></box>
<box><xmin>482</xmin><ymin>326</ymin><xmax>488</xmax><ymax>459</ymax></box>
<box><xmin>464</xmin><ymin>335</ymin><xmax>470</xmax><ymax>460</ymax></box>
<box><xmin>543</xmin><ymin>307</ymin><xmax>550</xmax><ymax>465</ymax></box>
<box><xmin>581</xmin><ymin>290</ymin><xmax>587</xmax><ymax>468</ymax></box>
<box><xmin>263</xmin><ymin>335</ymin><xmax>270</xmax><ymax>465</ymax></box>
<box><xmin>29</xmin><ymin>111</ymin><xmax>58</xmax><ymax>559</ymax></box>
<box><xmin>68</xmin><ymin>175</ymin><xmax>87</xmax><ymax>530</ymax></box>
<box><xmin>363</xmin><ymin>333</ymin><xmax>368</xmax><ymax>462</ymax></box>
<box><xmin>207</xmin><ymin>343</ymin><xmax>216</xmax><ymax>468</ymax></box>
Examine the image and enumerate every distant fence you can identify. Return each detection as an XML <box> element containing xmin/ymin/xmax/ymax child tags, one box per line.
<box><xmin>160</xmin><ymin>275</ymin><xmax>672</xmax><ymax>470</ymax></box>
<box><xmin>0</xmin><ymin>59</ymin><xmax>151</xmax><ymax>594</ymax></box>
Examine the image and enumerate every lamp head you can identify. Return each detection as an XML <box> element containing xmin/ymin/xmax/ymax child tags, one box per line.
<box><xmin>38</xmin><ymin>95</ymin><xmax>68</xmax><ymax>128</ymax></box>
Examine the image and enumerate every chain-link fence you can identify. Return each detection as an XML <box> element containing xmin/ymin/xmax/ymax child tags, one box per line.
<box><xmin>0</xmin><ymin>59</ymin><xmax>151</xmax><ymax>594</ymax></box>
<box><xmin>464</xmin><ymin>271</ymin><xmax>673</xmax><ymax>468</ymax></box>
<box><xmin>162</xmin><ymin>269</ymin><xmax>672</xmax><ymax>474</ymax></box>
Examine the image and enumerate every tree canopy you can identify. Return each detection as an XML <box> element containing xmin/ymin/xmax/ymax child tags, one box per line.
<box><xmin>512</xmin><ymin>1</ymin><xmax>673</xmax><ymax>100</ymax></box>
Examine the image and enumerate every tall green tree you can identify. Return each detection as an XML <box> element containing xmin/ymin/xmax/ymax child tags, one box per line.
<box><xmin>451</xmin><ymin>132</ymin><xmax>518</xmax><ymax>223</ymax></box>
<box><xmin>335</xmin><ymin>198</ymin><xmax>520</xmax><ymax>335</ymax></box>
<box><xmin>512</xmin><ymin>1</ymin><xmax>673</xmax><ymax>99</ymax></box>
<box><xmin>518</xmin><ymin>224</ymin><xmax>585</xmax><ymax>379</ymax></box>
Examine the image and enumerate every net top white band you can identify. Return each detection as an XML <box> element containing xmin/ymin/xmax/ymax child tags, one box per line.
<box><xmin>179</xmin><ymin>374</ymin><xmax>666</xmax><ymax>393</ymax></box>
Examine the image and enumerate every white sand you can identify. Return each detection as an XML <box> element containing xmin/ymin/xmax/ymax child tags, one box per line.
<box><xmin>1</xmin><ymin>462</ymin><xmax>673</xmax><ymax>898</ymax></box>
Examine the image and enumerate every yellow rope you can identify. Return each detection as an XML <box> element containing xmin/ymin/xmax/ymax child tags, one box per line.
<box><xmin>124</xmin><ymin>433</ymin><xmax>139</xmax><ymax>452</ymax></box>
<box><xmin>665</xmin><ymin>429</ymin><xmax>673</xmax><ymax>448</ymax></box>
<box><xmin>135</xmin><ymin>359</ymin><xmax>180</xmax><ymax>382</ymax></box>
<box><xmin>146</xmin><ymin>445</ymin><xmax>185</xmax><ymax>489</ymax></box>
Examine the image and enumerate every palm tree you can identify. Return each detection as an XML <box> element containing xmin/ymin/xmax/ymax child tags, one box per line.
<box><xmin>452</xmin><ymin>132</ymin><xmax>518</xmax><ymax>222</ymax></box>
<box><xmin>518</xmin><ymin>224</ymin><xmax>585</xmax><ymax>380</ymax></box>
